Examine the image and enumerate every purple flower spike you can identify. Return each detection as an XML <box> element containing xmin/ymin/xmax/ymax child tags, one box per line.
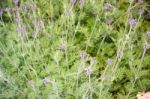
<box><xmin>104</xmin><ymin>3</ymin><xmax>112</xmax><ymax>11</ymax></box>
<box><xmin>17</xmin><ymin>26</ymin><xmax>26</xmax><ymax>33</ymax></box>
<box><xmin>138</xmin><ymin>0</ymin><xmax>144</xmax><ymax>4</ymax></box>
<box><xmin>143</xmin><ymin>43</ymin><xmax>148</xmax><ymax>50</ymax></box>
<box><xmin>70</xmin><ymin>0</ymin><xmax>76</xmax><ymax>4</ymax></box>
<box><xmin>80</xmin><ymin>0</ymin><xmax>84</xmax><ymax>5</ymax></box>
<box><xmin>106</xmin><ymin>19</ymin><xmax>113</xmax><ymax>25</ymax></box>
<box><xmin>85</xmin><ymin>67</ymin><xmax>92</xmax><ymax>76</ymax></box>
<box><xmin>128</xmin><ymin>18</ymin><xmax>136</xmax><ymax>27</ymax></box>
<box><xmin>107</xmin><ymin>58</ymin><xmax>112</xmax><ymax>65</ymax></box>
<box><xmin>59</xmin><ymin>43</ymin><xmax>66</xmax><ymax>51</ymax></box>
<box><xmin>17</xmin><ymin>26</ymin><xmax>26</xmax><ymax>38</ymax></box>
<box><xmin>15</xmin><ymin>17</ymin><xmax>21</xmax><ymax>23</ymax></box>
<box><xmin>0</xmin><ymin>8</ymin><xmax>3</xmax><ymax>16</ymax></box>
<box><xmin>80</xmin><ymin>51</ymin><xmax>87</xmax><ymax>59</ymax></box>
<box><xmin>146</xmin><ymin>31</ymin><xmax>150</xmax><ymax>39</ymax></box>
<box><xmin>32</xmin><ymin>3</ymin><xmax>37</xmax><ymax>11</ymax></box>
<box><xmin>139</xmin><ymin>9</ymin><xmax>144</xmax><ymax>14</ymax></box>
<box><xmin>14</xmin><ymin>0</ymin><xmax>19</xmax><ymax>5</ymax></box>
<box><xmin>43</xmin><ymin>77</ymin><xmax>51</xmax><ymax>84</ymax></box>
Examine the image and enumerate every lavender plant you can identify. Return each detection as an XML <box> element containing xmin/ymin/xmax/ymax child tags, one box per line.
<box><xmin>0</xmin><ymin>0</ymin><xmax>150</xmax><ymax>99</ymax></box>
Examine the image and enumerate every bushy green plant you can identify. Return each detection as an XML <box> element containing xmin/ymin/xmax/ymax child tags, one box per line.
<box><xmin>0</xmin><ymin>0</ymin><xmax>150</xmax><ymax>99</ymax></box>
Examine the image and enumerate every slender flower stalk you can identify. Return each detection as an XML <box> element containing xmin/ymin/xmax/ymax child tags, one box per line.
<box><xmin>90</xmin><ymin>57</ymin><xmax>96</xmax><ymax>65</ymax></box>
<box><xmin>65</xmin><ymin>9</ymin><xmax>72</xmax><ymax>17</ymax></box>
<box><xmin>80</xmin><ymin>0</ymin><xmax>84</xmax><ymax>5</ymax></box>
<box><xmin>70</xmin><ymin>0</ymin><xmax>76</xmax><ymax>4</ymax></box>
<box><xmin>14</xmin><ymin>0</ymin><xmax>19</xmax><ymax>5</ymax></box>
<box><xmin>143</xmin><ymin>43</ymin><xmax>148</xmax><ymax>50</ymax></box>
<box><xmin>16</xmin><ymin>26</ymin><xmax>26</xmax><ymax>38</ymax></box>
<box><xmin>0</xmin><ymin>8</ymin><xmax>3</xmax><ymax>16</ymax></box>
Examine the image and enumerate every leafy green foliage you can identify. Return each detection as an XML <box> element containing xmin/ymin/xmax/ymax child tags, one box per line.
<box><xmin>0</xmin><ymin>0</ymin><xmax>150</xmax><ymax>99</ymax></box>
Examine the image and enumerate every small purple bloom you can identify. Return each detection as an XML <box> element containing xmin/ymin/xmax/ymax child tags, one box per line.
<box><xmin>43</xmin><ymin>77</ymin><xmax>51</xmax><ymax>84</ymax></box>
<box><xmin>107</xmin><ymin>58</ymin><xmax>112</xmax><ymax>65</ymax></box>
<box><xmin>138</xmin><ymin>0</ymin><xmax>144</xmax><ymax>4</ymax></box>
<box><xmin>85</xmin><ymin>67</ymin><xmax>92</xmax><ymax>76</ymax></box>
<box><xmin>106</xmin><ymin>19</ymin><xmax>112</xmax><ymax>25</ymax></box>
<box><xmin>128</xmin><ymin>18</ymin><xmax>136</xmax><ymax>27</ymax></box>
<box><xmin>0</xmin><ymin>8</ymin><xmax>3</xmax><ymax>16</ymax></box>
<box><xmin>14</xmin><ymin>0</ymin><xmax>19</xmax><ymax>5</ymax></box>
<box><xmin>80</xmin><ymin>0</ymin><xmax>84</xmax><ymax>5</ymax></box>
<box><xmin>139</xmin><ymin>9</ymin><xmax>144</xmax><ymax>14</ymax></box>
<box><xmin>70</xmin><ymin>0</ymin><xmax>76</xmax><ymax>4</ymax></box>
<box><xmin>59</xmin><ymin>43</ymin><xmax>66</xmax><ymax>51</ymax></box>
<box><xmin>17</xmin><ymin>26</ymin><xmax>26</xmax><ymax>33</ymax></box>
<box><xmin>15</xmin><ymin>17</ymin><xmax>21</xmax><ymax>23</ymax></box>
<box><xmin>80</xmin><ymin>51</ymin><xmax>87</xmax><ymax>59</ymax></box>
<box><xmin>143</xmin><ymin>43</ymin><xmax>148</xmax><ymax>50</ymax></box>
<box><xmin>104</xmin><ymin>3</ymin><xmax>112</xmax><ymax>11</ymax></box>
<box><xmin>146</xmin><ymin>31</ymin><xmax>150</xmax><ymax>39</ymax></box>
<box><xmin>17</xmin><ymin>26</ymin><xmax>26</xmax><ymax>38</ymax></box>
<box><xmin>32</xmin><ymin>3</ymin><xmax>37</xmax><ymax>11</ymax></box>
